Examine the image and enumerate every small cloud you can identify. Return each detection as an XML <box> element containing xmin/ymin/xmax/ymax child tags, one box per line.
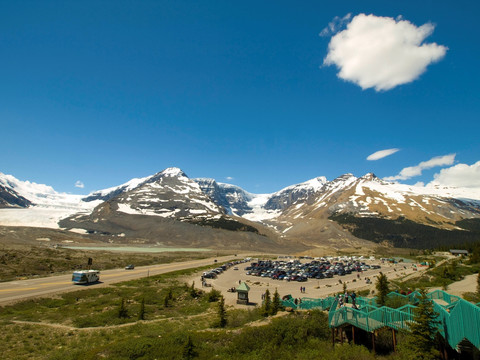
<box><xmin>323</xmin><ymin>13</ymin><xmax>448</xmax><ymax>91</ymax></box>
<box><xmin>428</xmin><ymin>161</ymin><xmax>480</xmax><ymax>188</ymax></box>
<box><xmin>385</xmin><ymin>154</ymin><xmax>456</xmax><ymax>181</ymax></box>
<box><xmin>367</xmin><ymin>148</ymin><xmax>400</xmax><ymax>161</ymax></box>
<box><xmin>320</xmin><ymin>13</ymin><xmax>352</xmax><ymax>37</ymax></box>
<box><xmin>75</xmin><ymin>180</ymin><xmax>85</xmax><ymax>189</ymax></box>
<box><xmin>225</xmin><ymin>176</ymin><xmax>234</xmax><ymax>181</ymax></box>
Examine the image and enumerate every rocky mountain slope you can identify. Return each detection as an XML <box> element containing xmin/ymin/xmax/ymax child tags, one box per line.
<box><xmin>1</xmin><ymin>168</ymin><xmax>480</xmax><ymax>251</ymax></box>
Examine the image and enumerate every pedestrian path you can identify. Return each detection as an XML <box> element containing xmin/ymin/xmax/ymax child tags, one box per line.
<box><xmin>282</xmin><ymin>289</ymin><xmax>480</xmax><ymax>350</ymax></box>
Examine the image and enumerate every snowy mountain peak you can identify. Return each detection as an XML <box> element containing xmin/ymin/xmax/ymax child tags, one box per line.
<box><xmin>160</xmin><ymin>167</ymin><xmax>187</xmax><ymax>178</ymax></box>
<box><xmin>360</xmin><ymin>173</ymin><xmax>377</xmax><ymax>181</ymax></box>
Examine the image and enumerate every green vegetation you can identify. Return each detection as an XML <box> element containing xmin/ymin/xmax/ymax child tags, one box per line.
<box><xmin>398</xmin><ymin>289</ymin><xmax>441</xmax><ymax>360</ymax></box>
<box><xmin>214</xmin><ymin>296</ymin><xmax>227</xmax><ymax>328</ymax></box>
<box><xmin>391</xmin><ymin>258</ymin><xmax>480</xmax><ymax>292</ymax></box>
<box><xmin>186</xmin><ymin>216</ymin><xmax>260</xmax><ymax>234</ymax></box>
<box><xmin>330</xmin><ymin>213</ymin><xmax>480</xmax><ymax>249</ymax></box>
<box><xmin>2</xmin><ymin>256</ymin><xmax>478</xmax><ymax>359</ymax></box>
<box><xmin>375</xmin><ymin>272</ymin><xmax>390</xmax><ymax>306</ymax></box>
<box><xmin>0</xmin><ymin>245</ymin><xmax>212</xmax><ymax>281</ymax></box>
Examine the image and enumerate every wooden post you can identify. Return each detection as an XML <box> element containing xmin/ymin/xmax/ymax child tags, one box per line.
<box><xmin>352</xmin><ymin>325</ymin><xmax>355</xmax><ymax>344</ymax></box>
<box><xmin>392</xmin><ymin>329</ymin><xmax>397</xmax><ymax>352</ymax></box>
<box><xmin>372</xmin><ymin>331</ymin><xmax>376</xmax><ymax>354</ymax></box>
<box><xmin>442</xmin><ymin>340</ymin><xmax>449</xmax><ymax>360</ymax></box>
<box><xmin>341</xmin><ymin>328</ymin><xmax>344</xmax><ymax>344</ymax></box>
<box><xmin>332</xmin><ymin>328</ymin><xmax>335</xmax><ymax>347</ymax></box>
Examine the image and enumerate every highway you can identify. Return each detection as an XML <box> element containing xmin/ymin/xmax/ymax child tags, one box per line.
<box><xmin>0</xmin><ymin>254</ymin><xmax>239</xmax><ymax>305</ymax></box>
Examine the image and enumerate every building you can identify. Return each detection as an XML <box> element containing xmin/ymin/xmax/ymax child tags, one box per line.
<box><xmin>449</xmin><ymin>249</ymin><xmax>469</xmax><ymax>256</ymax></box>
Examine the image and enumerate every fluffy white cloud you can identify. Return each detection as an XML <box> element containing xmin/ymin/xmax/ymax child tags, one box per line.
<box><xmin>323</xmin><ymin>14</ymin><xmax>447</xmax><ymax>91</ymax></box>
<box><xmin>75</xmin><ymin>180</ymin><xmax>85</xmax><ymax>189</ymax></box>
<box><xmin>428</xmin><ymin>161</ymin><xmax>480</xmax><ymax>188</ymax></box>
<box><xmin>225</xmin><ymin>176</ymin><xmax>234</xmax><ymax>181</ymax></box>
<box><xmin>367</xmin><ymin>148</ymin><xmax>399</xmax><ymax>161</ymax></box>
<box><xmin>385</xmin><ymin>154</ymin><xmax>456</xmax><ymax>181</ymax></box>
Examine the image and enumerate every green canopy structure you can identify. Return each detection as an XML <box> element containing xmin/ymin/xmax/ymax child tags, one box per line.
<box><xmin>236</xmin><ymin>282</ymin><xmax>250</xmax><ymax>305</ymax></box>
<box><xmin>282</xmin><ymin>289</ymin><xmax>480</xmax><ymax>352</ymax></box>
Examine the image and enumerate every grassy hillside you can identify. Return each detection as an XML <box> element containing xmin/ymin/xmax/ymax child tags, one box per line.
<box><xmin>330</xmin><ymin>214</ymin><xmax>480</xmax><ymax>249</ymax></box>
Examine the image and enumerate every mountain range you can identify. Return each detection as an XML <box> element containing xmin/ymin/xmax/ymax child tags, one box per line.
<box><xmin>1</xmin><ymin>167</ymin><xmax>480</xmax><ymax>252</ymax></box>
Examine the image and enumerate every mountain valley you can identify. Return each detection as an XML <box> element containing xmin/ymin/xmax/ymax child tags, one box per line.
<box><xmin>1</xmin><ymin>167</ymin><xmax>480</xmax><ymax>253</ymax></box>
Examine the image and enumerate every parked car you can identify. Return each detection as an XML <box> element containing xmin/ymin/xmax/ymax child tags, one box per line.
<box><xmin>125</xmin><ymin>264</ymin><xmax>135</xmax><ymax>270</ymax></box>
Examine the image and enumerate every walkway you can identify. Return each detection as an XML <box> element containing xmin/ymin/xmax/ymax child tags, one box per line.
<box><xmin>282</xmin><ymin>289</ymin><xmax>480</xmax><ymax>351</ymax></box>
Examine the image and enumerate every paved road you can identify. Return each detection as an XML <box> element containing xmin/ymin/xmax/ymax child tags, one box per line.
<box><xmin>0</xmin><ymin>254</ymin><xmax>240</xmax><ymax>305</ymax></box>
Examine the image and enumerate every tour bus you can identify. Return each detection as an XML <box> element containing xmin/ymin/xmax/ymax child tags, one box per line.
<box><xmin>72</xmin><ymin>270</ymin><xmax>100</xmax><ymax>284</ymax></box>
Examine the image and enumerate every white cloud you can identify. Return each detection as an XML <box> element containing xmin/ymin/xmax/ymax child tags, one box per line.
<box><xmin>367</xmin><ymin>148</ymin><xmax>399</xmax><ymax>161</ymax></box>
<box><xmin>225</xmin><ymin>176</ymin><xmax>234</xmax><ymax>181</ymax></box>
<box><xmin>320</xmin><ymin>13</ymin><xmax>352</xmax><ymax>37</ymax></box>
<box><xmin>428</xmin><ymin>161</ymin><xmax>480</xmax><ymax>188</ymax></box>
<box><xmin>323</xmin><ymin>13</ymin><xmax>447</xmax><ymax>91</ymax></box>
<box><xmin>75</xmin><ymin>180</ymin><xmax>85</xmax><ymax>189</ymax></box>
<box><xmin>385</xmin><ymin>154</ymin><xmax>456</xmax><ymax>181</ymax></box>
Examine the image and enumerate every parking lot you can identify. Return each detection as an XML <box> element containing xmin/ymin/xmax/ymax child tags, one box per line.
<box><xmin>194</xmin><ymin>256</ymin><xmax>425</xmax><ymax>308</ymax></box>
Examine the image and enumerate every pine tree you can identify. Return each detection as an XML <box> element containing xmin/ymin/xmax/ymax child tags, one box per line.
<box><xmin>270</xmin><ymin>289</ymin><xmax>282</xmax><ymax>315</ymax></box>
<box><xmin>164</xmin><ymin>288</ymin><xmax>173</xmax><ymax>308</ymax></box>
<box><xmin>138</xmin><ymin>297</ymin><xmax>145</xmax><ymax>320</ymax></box>
<box><xmin>375</xmin><ymin>272</ymin><xmax>390</xmax><ymax>306</ymax></box>
<box><xmin>476</xmin><ymin>272</ymin><xmax>480</xmax><ymax>298</ymax></box>
<box><xmin>182</xmin><ymin>335</ymin><xmax>197</xmax><ymax>359</ymax></box>
<box><xmin>118</xmin><ymin>297</ymin><xmax>128</xmax><ymax>319</ymax></box>
<box><xmin>190</xmin><ymin>281</ymin><xmax>197</xmax><ymax>298</ymax></box>
<box><xmin>262</xmin><ymin>289</ymin><xmax>271</xmax><ymax>317</ymax></box>
<box><xmin>400</xmin><ymin>288</ymin><xmax>441</xmax><ymax>360</ymax></box>
<box><xmin>216</xmin><ymin>296</ymin><xmax>227</xmax><ymax>328</ymax></box>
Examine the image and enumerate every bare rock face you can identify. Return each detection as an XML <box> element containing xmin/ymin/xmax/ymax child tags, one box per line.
<box><xmin>0</xmin><ymin>184</ymin><xmax>32</xmax><ymax>208</ymax></box>
<box><xmin>194</xmin><ymin>178</ymin><xmax>253</xmax><ymax>216</ymax></box>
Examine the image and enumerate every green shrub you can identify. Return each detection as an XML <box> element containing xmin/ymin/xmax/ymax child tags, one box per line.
<box><xmin>206</xmin><ymin>288</ymin><xmax>221</xmax><ymax>302</ymax></box>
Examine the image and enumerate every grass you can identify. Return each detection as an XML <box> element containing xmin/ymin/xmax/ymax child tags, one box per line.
<box><xmin>0</xmin><ymin>245</ymin><xmax>214</xmax><ymax>282</ymax></box>
<box><xmin>391</xmin><ymin>259</ymin><xmax>480</xmax><ymax>292</ymax></box>
<box><xmin>3</xmin><ymin>255</ymin><xmax>476</xmax><ymax>359</ymax></box>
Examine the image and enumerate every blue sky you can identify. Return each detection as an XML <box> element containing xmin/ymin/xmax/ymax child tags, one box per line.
<box><xmin>1</xmin><ymin>1</ymin><xmax>479</xmax><ymax>194</ymax></box>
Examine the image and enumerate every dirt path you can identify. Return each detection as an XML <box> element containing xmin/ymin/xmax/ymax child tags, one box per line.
<box><xmin>430</xmin><ymin>273</ymin><xmax>479</xmax><ymax>297</ymax></box>
<box><xmin>9</xmin><ymin>311</ymin><xmax>213</xmax><ymax>332</ymax></box>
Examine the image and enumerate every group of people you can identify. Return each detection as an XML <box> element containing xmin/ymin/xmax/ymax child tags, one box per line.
<box><xmin>337</xmin><ymin>291</ymin><xmax>357</xmax><ymax>309</ymax></box>
<box><xmin>299</xmin><ymin>286</ymin><xmax>306</xmax><ymax>293</ymax></box>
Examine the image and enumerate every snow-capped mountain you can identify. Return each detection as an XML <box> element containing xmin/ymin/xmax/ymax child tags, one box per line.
<box><xmin>263</xmin><ymin>176</ymin><xmax>327</xmax><ymax>211</ymax></box>
<box><xmin>0</xmin><ymin>172</ymin><xmax>101</xmax><ymax>228</ymax></box>
<box><xmin>82</xmin><ymin>175</ymin><xmax>153</xmax><ymax>202</ymax></box>
<box><xmin>104</xmin><ymin>168</ymin><xmax>225</xmax><ymax>219</ymax></box>
<box><xmin>194</xmin><ymin>178</ymin><xmax>254</xmax><ymax>216</ymax></box>
<box><xmin>0</xmin><ymin>176</ymin><xmax>32</xmax><ymax>208</ymax></box>
<box><xmin>277</xmin><ymin>173</ymin><xmax>480</xmax><ymax>227</ymax></box>
<box><xmin>2</xmin><ymin>168</ymin><xmax>480</xmax><ymax>250</ymax></box>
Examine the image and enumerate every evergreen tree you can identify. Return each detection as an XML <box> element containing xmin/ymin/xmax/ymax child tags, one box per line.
<box><xmin>164</xmin><ymin>288</ymin><xmax>173</xmax><ymax>308</ymax></box>
<box><xmin>477</xmin><ymin>272</ymin><xmax>480</xmax><ymax>298</ymax></box>
<box><xmin>270</xmin><ymin>289</ymin><xmax>283</xmax><ymax>316</ymax></box>
<box><xmin>189</xmin><ymin>281</ymin><xmax>197</xmax><ymax>298</ymax></box>
<box><xmin>216</xmin><ymin>296</ymin><xmax>227</xmax><ymax>328</ymax></box>
<box><xmin>118</xmin><ymin>297</ymin><xmax>128</xmax><ymax>319</ymax></box>
<box><xmin>400</xmin><ymin>288</ymin><xmax>441</xmax><ymax>360</ymax></box>
<box><xmin>182</xmin><ymin>335</ymin><xmax>197</xmax><ymax>359</ymax></box>
<box><xmin>375</xmin><ymin>272</ymin><xmax>389</xmax><ymax>306</ymax></box>
<box><xmin>262</xmin><ymin>289</ymin><xmax>271</xmax><ymax>317</ymax></box>
<box><xmin>138</xmin><ymin>297</ymin><xmax>145</xmax><ymax>320</ymax></box>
